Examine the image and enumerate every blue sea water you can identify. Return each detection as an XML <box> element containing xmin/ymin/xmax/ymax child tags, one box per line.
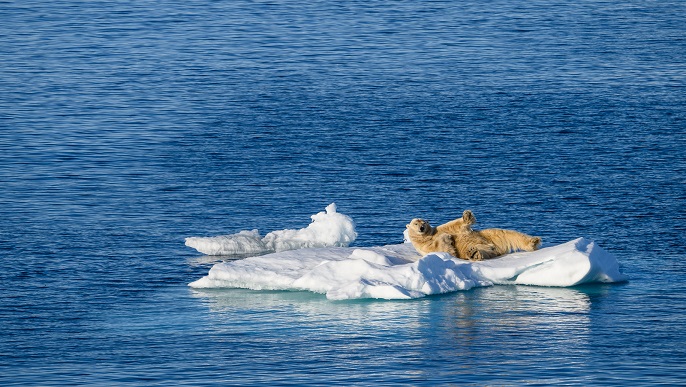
<box><xmin>1</xmin><ymin>0</ymin><xmax>685</xmax><ymax>385</ymax></box>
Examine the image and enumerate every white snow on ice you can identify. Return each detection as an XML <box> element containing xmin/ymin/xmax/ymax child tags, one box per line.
<box><xmin>189</xmin><ymin>237</ymin><xmax>627</xmax><ymax>300</ymax></box>
<box><xmin>185</xmin><ymin>203</ymin><xmax>357</xmax><ymax>256</ymax></box>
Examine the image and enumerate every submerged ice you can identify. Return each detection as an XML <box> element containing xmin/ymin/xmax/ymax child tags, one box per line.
<box><xmin>185</xmin><ymin>203</ymin><xmax>357</xmax><ymax>256</ymax></box>
<box><xmin>189</xmin><ymin>237</ymin><xmax>627</xmax><ymax>300</ymax></box>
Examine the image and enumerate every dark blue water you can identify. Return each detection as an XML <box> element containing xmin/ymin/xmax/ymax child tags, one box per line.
<box><xmin>1</xmin><ymin>0</ymin><xmax>685</xmax><ymax>385</ymax></box>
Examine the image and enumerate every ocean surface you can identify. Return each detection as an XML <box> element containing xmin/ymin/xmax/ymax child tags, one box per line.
<box><xmin>1</xmin><ymin>0</ymin><xmax>685</xmax><ymax>385</ymax></box>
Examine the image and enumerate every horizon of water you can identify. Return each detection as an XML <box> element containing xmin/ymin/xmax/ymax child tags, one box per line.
<box><xmin>1</xmin><ymin>0</ymin><xmax>685</xmax><ymax>385</ymax></box>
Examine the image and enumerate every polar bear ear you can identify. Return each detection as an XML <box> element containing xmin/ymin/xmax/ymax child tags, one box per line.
<box><xmin>462</xmin><ymin>210</ymin><xmax>476</xmax><ymax>225</ymax></box>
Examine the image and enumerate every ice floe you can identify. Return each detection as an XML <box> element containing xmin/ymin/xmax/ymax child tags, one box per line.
<box><xmin>185</xmin><ymin>203</ymin><xmax>357</xmax><ymax>256</ymax></box>
<box><xmin>189</xmin><ymin>237</ymin><xmax>627</xmax><ymax>300</ymax></box>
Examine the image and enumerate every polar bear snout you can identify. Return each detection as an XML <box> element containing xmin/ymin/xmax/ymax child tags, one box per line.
<box><xmin>419</xmin><ymin>224</ymin><xmax>427</xmax><ymax>233</ymax></box>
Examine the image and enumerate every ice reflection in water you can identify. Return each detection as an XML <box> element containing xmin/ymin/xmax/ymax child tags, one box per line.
<box><xmin>190</xmin><ymin>286</ymin><xmax>596</xmax><ymax>384</ymax></box>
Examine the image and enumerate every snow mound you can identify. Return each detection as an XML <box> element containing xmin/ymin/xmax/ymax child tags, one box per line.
<box><xmin>189</xmin><ymin>237</ymin><xmax>627</xmax><ymax>300</ymax></box>
<box><xmin>185</xmin><ymin>203</ymin><xmax>357</xmax><ymax>256</ymax></box>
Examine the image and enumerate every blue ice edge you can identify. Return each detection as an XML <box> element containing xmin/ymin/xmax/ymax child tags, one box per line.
<box><xmin>189</xmin><ymin>237</ymin><xmax>627</xmax><ymax>300</ymax></box>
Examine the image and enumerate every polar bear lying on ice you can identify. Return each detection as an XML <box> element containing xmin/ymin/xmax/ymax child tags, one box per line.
<box><xmin>406</xmin><ymin>210</ymin><xmax>541</xmax><ymax>261</ymax></box>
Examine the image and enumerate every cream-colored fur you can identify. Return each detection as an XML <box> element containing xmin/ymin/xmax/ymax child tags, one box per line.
<box><xmin>406</xmin><ymin>210</ymin><xmax>475</xmax><ymax>257</ymax></box>
<box><xmin>406</xmin><ymin>210</ymin><xmax>541</xmax><ymax>261</ymax></box>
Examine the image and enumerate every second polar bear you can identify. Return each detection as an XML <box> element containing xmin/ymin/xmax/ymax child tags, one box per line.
<box><xmin>406</xmin><ymin>210</ymin><xmax>541</xmax><ymax>261</ymax></box>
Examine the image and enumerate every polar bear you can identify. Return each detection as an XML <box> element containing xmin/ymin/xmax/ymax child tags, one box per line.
<box><xmin>406</xmin><ymin>210</ymin><xmax>541</xmax><ymax>261</ymax></box>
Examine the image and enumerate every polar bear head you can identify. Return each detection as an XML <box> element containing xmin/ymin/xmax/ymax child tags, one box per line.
<box><xmin>406</xmin><ymin>218</ymin><xmax>434</xmax><ymax>236</ymax></box>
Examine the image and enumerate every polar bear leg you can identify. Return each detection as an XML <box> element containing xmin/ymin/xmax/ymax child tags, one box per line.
<box><xmin>467</xmin><ymin>244</ymin><xmax>499</xmax><ymax>261</ymax></box>
<box><xmin>480</xmin><ymin>229</ymin><xmax>541</xmax><ymax>254</ymax></box>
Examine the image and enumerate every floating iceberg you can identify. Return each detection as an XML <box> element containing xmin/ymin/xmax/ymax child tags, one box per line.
<box><xmin>189</xmin><ymin>237</ymin><xmax>627</xmax><ymax>300</ymax></box>
<box><xmin>185</xmin><ymin>203</ymin><xmax>357</xmax><ymax>256</ymax></box>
